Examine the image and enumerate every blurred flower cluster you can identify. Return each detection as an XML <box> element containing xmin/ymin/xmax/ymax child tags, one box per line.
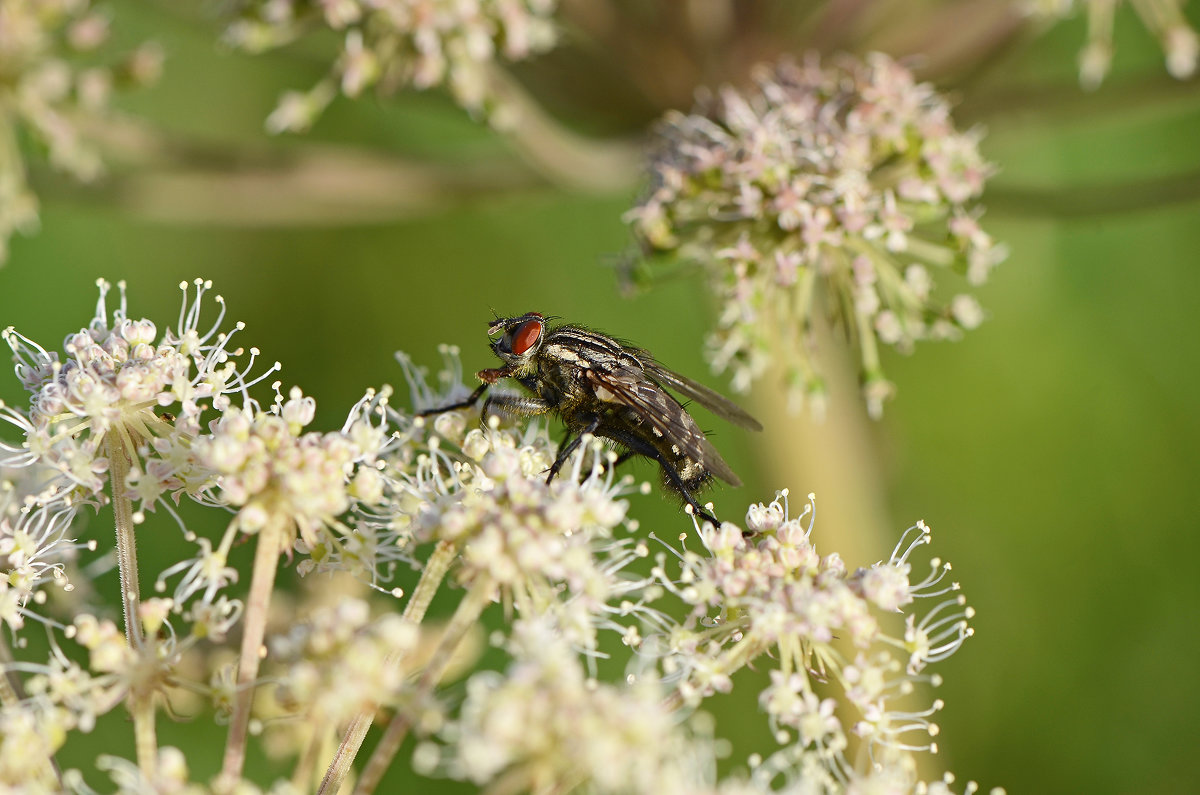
<box><xmin>222</xmin><ymin>0</ymin><xmax>560</xmax><ymax>131</ymax></box>
<box><xmin>658</xmin><ymin>493</ymin><xmax>970</xmax><ymax>789</ymax></box>
<box><xmin>0</xmin><ymin>278</ymin><xmax>993</xmax><ymax>793</ymax></box>
<box><xmin>1026</xmin><ymin>0</ymin><xmax>1199</xmax><ymax>88</ymax></box>
<box><xmin>0</xmin><ymin>0</ymin><xmax>161</xmax><ymax>263</ymax></box>
<box><xmin>426</xmin><ymin>616</ymin><xmax>719</xmax><ymax>793</ymax></box>
<box><xmin>626</xmin><ymin>53</ymin><xmax>1006</xmax><ymax>417</ymax></box>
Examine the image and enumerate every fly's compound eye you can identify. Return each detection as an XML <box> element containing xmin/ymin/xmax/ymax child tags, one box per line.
<box><xmin>509</xmin><ymin>319</ymin><xmax>543</xmax><ymax>355</ymax></box>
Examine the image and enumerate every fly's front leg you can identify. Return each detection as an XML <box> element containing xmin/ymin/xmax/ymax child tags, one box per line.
<box><xmin>546</xmin><ymin>415</ymin><xmax>601</xmax><ymax>485</ymax></box>
<box><xmin>416</xmin><ymin>382</ymin><xmax>489</xmax><ymax>417</ymax></box>
<box><xmin>417</xmin><ymin>367</ymin><xmax>511</xmax><ymax>417</ymax></box>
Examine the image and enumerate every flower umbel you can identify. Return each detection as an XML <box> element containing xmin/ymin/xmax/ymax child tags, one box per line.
<box><xmin>193</xmin><ymin>386</ymin><xmax>360</xmax><ymax>546</ymax></box>
<box><xmin>223</xmin><ymin>0</ymin><xmax>561</xmax><ymax>131</ymax></box>
<box><xmin>0</xmin><ymin>479</ymin><xmax>89</xmax><ymax>634</ymax></box>
<box><xmin>626</xmin><ymin>53</ymin><xmax>1006</xmax><ymax>417</ymax></box>
<box><xmin>1</xmin><ymin>278</ymin><xmax>277</xmax><ymax>499</ymax></box>
<box><xmin>434</xmin><ymin>617</ymin><xmax>716</xmax><ymax>794</ymax></box>
<box><xmin>0</xmin><ymin>0</ymin><xmax>161</xmax><ymax>262</ymax></box>
<box><xmin>652</xmin><ymin>491</ymin><xmax>972</xmax><ymax>786</ymax></box>
<box><xmin>0</xmin><ymin>281</ymin><xmax>995</xmax><ymax>795</ymax></box>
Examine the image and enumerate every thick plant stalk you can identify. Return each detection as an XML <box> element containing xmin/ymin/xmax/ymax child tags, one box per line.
<box><xmin>216</xmin><ymin>513</ymin><xmax>288</xmax><ymax>792</ymax></box>
<box><xmin>749</xmin><ymin>322</ymin><xmax>937</xmax><ymax>782</ymax></box>
<box><xmin>317</xmin><ymin>540</ymin><xmax>458</xmax><ymax>795</ymax></box>
<box><xmin>352</xmin><ymin>574</ymin><xmax>495</xmax><ymax>795</ymax></box>
<box><xmin>107</xmin><ymin>434</ymin><xmax>158</xmax><ymax>778</ymax></box>
<box><xmin>750</xmin><ymin>321</ymin><xmax>892</xmax><ymax>568</ymax></box>
<box><xmin>485</xmin><ymin>66</ymin><xmax>640</xmax><ymax>193</ymax></box>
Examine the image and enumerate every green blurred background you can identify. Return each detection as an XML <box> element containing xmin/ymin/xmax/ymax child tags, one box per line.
<box><xmin>2</xmin><ymin>2</ymin><xmax>1198</xmax><ymax>793</ymax></box>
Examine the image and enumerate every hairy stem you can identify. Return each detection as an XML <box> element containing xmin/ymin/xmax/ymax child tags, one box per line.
<box><xmin>107</xmin><ymin>434</ymin><xmax>158</xmax><ymax>777</ymax></box>
<box><xmin>352</xmin><ymin>574</ymin><xmax>495</xmax><ymax>795</ymax></box>
<box><xmin>217</xmin><ymin>513</ymin><xmax>288</xmax><ymax>792</ymax></box>
<box><xmin>402</xmin><ymin>541</ymin><xmax>458</xmax><ymax>625</ymax></box>
<box><xmin>131</xmin><ymin>694</ymin><xmax>159</xmax><ymax>779</ymax></box>
<box><xmin>317</xmin><ymin>540</ymin><xmax>459</xmax><ymax>795</ymax></box>
<box><xmin>107</xmin><ymin>435</ymin><xmax>143</xmax><ymax>649</ymax></box>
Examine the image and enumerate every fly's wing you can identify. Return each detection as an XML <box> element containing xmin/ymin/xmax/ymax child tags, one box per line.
<box><xmin>583</xmin><ymin>361</ymin><xmax>743</xmax><ymax>487</ymax></box>
<box><xmin>632</xmin><ymin>351</ymin><xmax>763</xmax><ymax>432</ymax></box>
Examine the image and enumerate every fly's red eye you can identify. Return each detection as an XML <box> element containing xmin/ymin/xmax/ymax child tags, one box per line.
<box><xmin>511</xmin><ymin>319</ymin><xmax>542</xmax><ymax>355</ymax></box>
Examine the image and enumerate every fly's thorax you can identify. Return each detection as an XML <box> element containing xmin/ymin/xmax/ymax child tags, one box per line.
<box><xmin>543</xmin><ymin>326</ymin><xmax>629</xmax><ymax>368</ymax></box>
<box><xmin>537</xmin><ymin>328</ymin><xmax>621</xmax><ymax>395</ymax></box>
<box><xmin>528</xmin><ymin>355</ymin><xmax>580</xmax><ymax>406</ymax></box>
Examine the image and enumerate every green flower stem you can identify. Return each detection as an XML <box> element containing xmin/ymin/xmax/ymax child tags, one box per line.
<box><xmin>352</xmin><ymin>574</ymin><xmax>496</xmax><ymax>795</ymax></box>
<box><xmin>751</xmin><ymin>318</ymin><xmax>893</xmax><ymax>573</ymax></box>
<box><xmin>484</xmin><ymin>65</ymin><xmax>641</xmax><ymax>193</ymax></box>
<box><xmin>749</xmin><ymin>320</ymin><xmax>939</xmax><ymax>783</ymax></box>
<box><xmin>316</xmin><ymin>539</ymin><xmax>459</xmax><ymax>795</ymax></box>
<box><xmin>217</xmin><ymin>512</ymin><xmax>289</xmax><ymax>793</ymax></box>
<box><xmin>131</xmin><ymin>694</ymin><xmax>158</xmax><ymax>781</ymax></box>
<box><xmin>107</xmin><ymin>434</ymin><xmax>158</xmax><ymax>778</ymax></box>
<box><xmin>402</xmin><ymin>540</ymin><xmax>458</xmax><ymax>624</ymax></box>
<box><xmin>106</xmin><ymin>435</ymin><xmax>144</xmax><ymax>649</ymax></box>
<box><xmin>0</xmin><ymin>635</ymin><xmax>21</xmax><ymax>707</ymax></box>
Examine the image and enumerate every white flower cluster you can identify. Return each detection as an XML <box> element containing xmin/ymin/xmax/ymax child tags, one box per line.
<box><xmin>0</xmin><ymin>474</ymin><xmax>89</xmax><ymax>634</ymax></box>
<box><xmin>265</xmin><ymin>598</ymin><xmax>421</xmax><ymax>747</ymax></box>
<box><xmin>0</xmin><ymin>279</ymin><xmax>277</xmax><ymax>638</ymax></box>
<box><xmin>653</xmin><ymin>492</ymin><xmax>972</xmax><ymax>787</ymax></box>
<box><xmin>437</xmin><ymin>617</ymin><xmax>715</xmax><ymax>794</ymax></box>
<box><xmin>0</xmin><ymin>0</ymin><xmax>161</xmax><ymax>262</ymax></box>
<box><xmin>416</xmin><ymin>432</ymin><xmax>627</xmax><ymax>583</ymax></box>
<box><xmin>627</xmin><ymin>53</ymin><xmax>1006</xmax><ymax>417</ymax></box>
<box><xmin>3</xmin><ymin>278</ymin><xmax>276</xmax><ymax>498</ymax></box>
<box><xmin>0</xmin><ymin>279</ymin><xmax>993</xmax><ymax>794</ymax></box>
<box><xmin>1</xmin><ymin>610</ymin><xmax>192</xmax><ymax>788</ymax></box>
<box><xmin>194</xmin><ymin>387</ymin><xmax>363</xmax><ymax>543</ymax></box>
<box><xmin>223</xmin><ymin>0</ymin><xmax>560</xmax><ymax>130</ymax></box>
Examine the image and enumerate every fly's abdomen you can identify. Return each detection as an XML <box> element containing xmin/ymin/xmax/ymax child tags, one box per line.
<box><xmin>610</xmin><ymin>404</ymin><xmax>711</xmax><ymax>493</ymax></box>
<box><xmin>662</xmin><ymin>440</ymin><xmax>709</xmax><ymax>492</ymax></box>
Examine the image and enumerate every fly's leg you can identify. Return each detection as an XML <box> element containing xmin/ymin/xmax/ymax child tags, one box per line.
<box><xmin>546</xmin><ymin>415</ymin><xmax>601</xmax><ymax>484</ymax></box>
<box><xmin>416</xmin><ymin>382</ymin><xmax>489</xmax><ymax>417</ymax></box>
<box><xmin>417</xmin><ymin>367</ymin><xmax>511</xmax><ymax>417</ymax></box>
<box><xmin>598</xmin><ymin>427</ymin><xmax>720</xmax><ymax>527</ymax></box>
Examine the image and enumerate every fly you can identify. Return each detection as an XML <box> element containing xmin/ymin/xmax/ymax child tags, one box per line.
<box><xmin>420</xmin><ymin>312</ymin><xmax>762</xmax><ymax>525</ymax></box>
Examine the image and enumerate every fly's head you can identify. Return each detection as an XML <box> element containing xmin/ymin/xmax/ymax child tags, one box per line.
<box><xmin>487</xmin><ymin>312</ymin><xmax>546</xmax><ymax>378</ymax></box>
